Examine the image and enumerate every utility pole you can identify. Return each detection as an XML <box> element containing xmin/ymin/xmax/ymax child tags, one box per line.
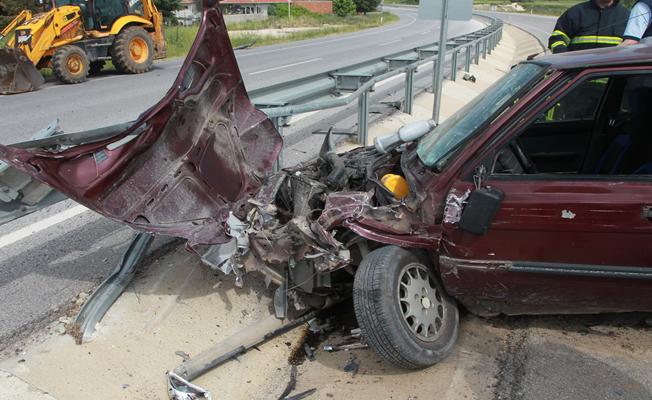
<box><xmin>432</xmin><ymin>0</ymin><xmax>449</xmax><ymax>123</ymax></box>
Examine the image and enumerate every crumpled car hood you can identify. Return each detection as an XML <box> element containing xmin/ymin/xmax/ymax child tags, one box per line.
<box><xmin>0</xmin><ymin>1</ymin><xmax>283</xmax><ymax>245</ymax></box>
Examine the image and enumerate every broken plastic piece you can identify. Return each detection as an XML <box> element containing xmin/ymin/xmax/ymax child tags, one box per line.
<box><xmin>374</xmin><ymin>119</ymin><xmax>436</xmax><ymax>154</ymax></box>
<box><xmin>167</xmin><ymin>371</ymin><xmax>212</xmax><ymax>400</ymax></box>
<box><xmin>380</xmin><ymin>174</ymin><xmax>409</xmax><ymax>199</ymax></box>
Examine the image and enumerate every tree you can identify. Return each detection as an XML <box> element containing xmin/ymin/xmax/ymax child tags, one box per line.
<box><xmin>352</xmin><ymin>0</ymin><xmax>381</xmax><ymax>14</ymax></box>
<box><xmin>0</xmin><ymin>0</ymin><xmax>40</xmax><ymax>28</ymax></box>
<box><xmin>154</xmin><ymin>0</ymin><xmax>182</xmax><ymax>22</ymax></box>
<box><xmin>333</xmin><ymin>0</ymin><xmax>356</xmax><ymax>17</ymax></box>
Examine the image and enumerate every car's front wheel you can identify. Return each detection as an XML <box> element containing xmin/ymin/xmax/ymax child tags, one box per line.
<box><xmin>353</xmin><ymin>246</ymin><xmax>459</xmax><ymax>369</ymax></box>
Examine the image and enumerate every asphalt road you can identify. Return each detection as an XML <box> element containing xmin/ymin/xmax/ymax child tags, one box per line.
<box><xmin>0</xmin><ymin>7</ymin><xmax>484</xmax><ymax>350</ymax></box>
<box><xmin>0</xmin><ymin>7</ymin><xmax>482</xmax><ymax>144</ymax></box>
<box><xmin>482</xmin><ymin>10</ymin><xmax>555</xmax><ymax>48</ymax></box>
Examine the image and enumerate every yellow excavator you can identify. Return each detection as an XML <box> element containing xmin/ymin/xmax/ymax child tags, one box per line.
<box><xmin>0</xmin><ymin>0</ymin><xmax>166</xmax><ymax>94</ymax></box>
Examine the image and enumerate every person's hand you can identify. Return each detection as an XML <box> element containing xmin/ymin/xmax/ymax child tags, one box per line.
<box><xmin>621</xmin><ymin>39</ymin><xmax>640</xmax><ymax>46</ymax></box>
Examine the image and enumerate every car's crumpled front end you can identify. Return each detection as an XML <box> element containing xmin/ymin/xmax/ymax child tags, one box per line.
<box><xmin>0</xmin><ymin>0</ymin><xmax>440</xmax><ymax>315</ymax></box>
<box><xmin>198</xmin><ymin>129</ymin><xmax>440</xmax><ymax>314</ymax></box>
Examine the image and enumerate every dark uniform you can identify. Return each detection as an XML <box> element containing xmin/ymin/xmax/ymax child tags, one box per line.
<box><xmin>548</xmin><ymin>0</ymin><xmax>629</xmax><ymax>53</ymax></box>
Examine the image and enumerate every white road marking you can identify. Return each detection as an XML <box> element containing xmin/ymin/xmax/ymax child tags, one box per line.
<box><xmin>421</xmin><ymin>30</ymin><xmax>431</xmax><ymax>35</ymax></box>
<box><xmin>0</xmin><ymin>205</ymin><xmax>88</xmax><ymax>249</ymax></box>
<box><xmin>289</xmin><ymin>110</ymin><xmax>320</xmax><ymax>124</ymax></box>
<box><xmin>380</xmin><ymin>39</ymin><xmax>402</xmax><ymax>46</ymax></box>
<box><xmin>248</xmin><ymin>58</ymin><xmax>322</xmax><ymax>75</ymax></box>
<box><xmin>375</xmin><ymin>73</ymin><xmax>404</xmax><ymax>88</ymax></box>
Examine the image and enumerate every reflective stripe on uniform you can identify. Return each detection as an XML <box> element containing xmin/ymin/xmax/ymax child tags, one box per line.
<box><xmin>550</xmin><ymin>40</ymin><xmax>567</xmax><ymax>49</ymax></box>
<box><xmin>552</xmin><ymin>30</ymin><xmax>571</xmax><ymax>44</ymax></box>
<box><xmin>570</xmin><ymin>35</ymin><xmax>623</xmax><ymax>45</ymax></box>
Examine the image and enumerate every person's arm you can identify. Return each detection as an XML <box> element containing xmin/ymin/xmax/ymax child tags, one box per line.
<box><xmin>548</xmin><ymin>10</ymin><xmax>576</xmax><ymax>53</ymax></box>
<box><xmin>622</xmin><ymin>2</ymin><xmax>651</xmax><ymax>45</ymax></box>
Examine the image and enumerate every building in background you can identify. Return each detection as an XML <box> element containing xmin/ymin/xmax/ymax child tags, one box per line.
<box><xmin>174</xmin><ymin>0</ymin><xmax>332</xmax><ymax>25</ymax></box>
<box><xmin>175</xmin><ymin>0</ymin><xmax>202</xmax><ymax>26</ymax></box>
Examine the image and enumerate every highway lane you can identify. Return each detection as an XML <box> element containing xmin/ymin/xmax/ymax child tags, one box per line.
<box><xmin>0</xmin><ymin>7</ymin><xmax>483</xmax><ymax>144</ymax></box>
<box><xmin>482</xmin><ymin>11</ymin><xmax>555</xmax><ymax>48</ymax></box>
<box><xmin>0</xmin><ymin>8</ymin><xmax>485</xmax><ymax>351</ymax></box>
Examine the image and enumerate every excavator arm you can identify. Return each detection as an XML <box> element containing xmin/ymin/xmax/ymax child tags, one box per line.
<box><xmin>0</xmin><ymin>10</ymin><xmax>34</xmax><ymax>44</ymax></box>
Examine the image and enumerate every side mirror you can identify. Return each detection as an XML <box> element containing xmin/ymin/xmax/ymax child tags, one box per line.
<box><xmin>458</xmin><ymin>186</ymin><xmax>504</xmax><ymax>235</ymax></box>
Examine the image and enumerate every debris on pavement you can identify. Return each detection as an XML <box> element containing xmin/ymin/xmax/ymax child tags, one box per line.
<box><xmin>277</xmin><ymin>365</ymin><xmax>298</xmax><ymax>400</ymax></box>
<box><xmin>175</xmin><ymin>351</ymin><xmax>191</xmax><ymax>362</ymax></box>
<box><xmin>168</xmin><ymin>312</ymin><xmax>317</xmax><ymax>399</ymax></box>
<box><xmin>463</xmin><ymin>73</ymin><xmax>477</xmax><ymax>82</ymax></box>
<box><xmin>343</xmin><ymin>354</ymin><xmax>359</xmax><ymax>377</ymax></box>
<box><xmin>167</xmin><ymin>371</ymin><xmax>212</xmax><ymax>400</ymax></box>
<box><xmin>285</xmin><ymin>388</ymin><xmax>318</xmax><ymax>400</ymax></box>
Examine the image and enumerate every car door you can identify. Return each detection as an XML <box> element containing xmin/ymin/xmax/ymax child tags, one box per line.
<box><xmin>438</xmin><ymin>70</ymin><xmax>652</xmax><ymax>316</ymax></box>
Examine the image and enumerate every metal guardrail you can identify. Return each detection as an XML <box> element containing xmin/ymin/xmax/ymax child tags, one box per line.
<box><xmin>249</xmin><ymin>15</ymin><xmax>503</xmax><ymax>160</ymax></box>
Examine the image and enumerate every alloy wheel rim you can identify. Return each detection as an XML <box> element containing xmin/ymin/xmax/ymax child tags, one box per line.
<box><xmin>397</xmin><ymin>263</ymin><xmax>445</xmax><ymax>342</ymax></box>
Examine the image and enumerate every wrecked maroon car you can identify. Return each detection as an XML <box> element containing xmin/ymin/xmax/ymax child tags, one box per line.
<box><xmin>1</xmin><ymin>1</ymin><xmax>651</xmax><ymax>369</ymax></box>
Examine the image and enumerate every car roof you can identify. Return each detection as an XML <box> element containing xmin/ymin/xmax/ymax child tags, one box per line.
<box><xmin>534</xmin><ymin>42</ymin><xmax>652</xmax><ymax>70</ymax></box>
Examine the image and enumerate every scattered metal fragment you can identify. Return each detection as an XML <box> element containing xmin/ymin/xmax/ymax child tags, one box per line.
<box><xmin>323</xmin><ymin>342</ymin><xmax>369</xmax><ymax>352</ymax></box>
<box><xmin>167</xmin><ymin>371</ymin><xmax>212</xmax><ymax>400</ymax></box>
<box><xmin>343</xmin><ymin>355</ymin><xmax>359</xmax><ymax>377</ymax></box>
<box><xmin>277</xmin><ymin>365</ymin><xmax>298</xmax><ymax>400</ymax></box>
<box><xmin>303</xmin><ymin>343</ymin><xmax>315</xmax><ymax>361</ymax></box>
<box><xmin>168</xmin><ymin>312</ymin><xmax>317</xmax><ymax>400</ymax></box>
<box><xmin>285</xmin><ymin>388</ymin><xmax>317</xmax><ymax>400</ymax></box>
<box><xmin>73</xmin><ymin>233</ymin><xmax>154</xmax><ymax>344</ymax></box>
<box><xmin>175</xmin><ymin>351</ymin><xmax>191</xmax><ymax>362</ymax></box>
<box><xmin>463</xmin><ymin>73</ymin><xmax>477</xmax><ymax>82</ymax></box>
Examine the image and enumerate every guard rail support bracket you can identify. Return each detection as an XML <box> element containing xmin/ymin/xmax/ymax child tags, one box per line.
<box><xmin>404</xmin><ymin>67</ymin><xmax>415</xmax><ymax>115</ymax></box>
<box><xmin>331</xmin><ymin>73</ymin><xmax>373</xmax><ymax>93</ymax></box>
<box><xmin>357</xmin><ymin>90</ymin><xmax>370</xmax><ymax>145</ymax></box>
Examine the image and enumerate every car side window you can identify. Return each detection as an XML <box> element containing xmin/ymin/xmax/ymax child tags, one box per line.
<box><xmin>536</xmin><ymin>78</ymin><xmax>608</xmax><ymax>123</ymax></box>
<box><xmin>492</xmin><ymin>73</ymin><xmax>652</xmax><ymax>177</ymax></box>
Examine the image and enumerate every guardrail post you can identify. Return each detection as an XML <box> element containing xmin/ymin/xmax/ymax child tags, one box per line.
<box><xmin>358</xmin><ymin>90</ymin><xmax>370</xmax><ymax>145</ymax></box>
<box><xmin>465</xmin><ymin>45</ymin><xmax>472</xmax><ymax>72</ymax></box>
<box><xmin>404</xmin><ymin>67</ymin><xmax>415</xmax><ymax>114</ymax></box>
<box><xmin>272</xmin><ymin>116</ymin><xmax>285</xmax><ymax>171</ymax></box>
<box><xmin>482</xmin><ymin>38</ymin><xmax>488</xmax><ymax>59</ymax></box>
<box><xmin>451</xmin><ymin>50</ymin><xmax>458</xmax><ymax>81</ymax></box>
<box><xmin>474</xmin><ymin>41</ymin><xmax>480</xmax><ymax>65</ymax></box>
<box><xmin>487</xmin><ymin>36</ymin><xmax>493</xmax><ymax>55</ymax></box>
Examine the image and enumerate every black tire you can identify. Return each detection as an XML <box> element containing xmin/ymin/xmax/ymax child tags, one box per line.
<box><xmin>52</xmin><ymin>45</ymin><xmax>89</xmax><ymax>84</ymax></box>
<box><xmin>89</xmin><ymin>60</ymin><xmax>105</xmax><ymax>75</ymax></box>
<box><xmin>353</xmin><ymin>246</ymin><xmax>459</xmax><ymax>369</ymax></box>
<box><xmin>111</xmin><ymin>26</ymin><xmax>154</xmax><ymax>74</ymax></box>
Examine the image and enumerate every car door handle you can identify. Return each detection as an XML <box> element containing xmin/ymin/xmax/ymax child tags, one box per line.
<box><xmin>643</xmin><ymin>206</ymin><xmax>652</xmax><ymax>221</ymax></box>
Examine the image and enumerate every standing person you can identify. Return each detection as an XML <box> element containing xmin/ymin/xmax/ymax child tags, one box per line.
<box><xmin>621</xmin><ymin>0</ymin><xmax>652</xmax><ymax>45</ymax></box>
<box><xmin>548</xmin><ymin>0</ymin><xmax>629</xmax><ymax>54</ymax></box>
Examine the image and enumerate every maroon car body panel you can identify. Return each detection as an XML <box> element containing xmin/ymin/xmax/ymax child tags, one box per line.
<box><xmin>435</xmin><ymin>63</ymin><xmax>652</xmax><ymax>315</ymax></box>
<box><xmin>0</xmin><ymin>2</ymin><xmax>283</xmax><ymax>245</ymax></box>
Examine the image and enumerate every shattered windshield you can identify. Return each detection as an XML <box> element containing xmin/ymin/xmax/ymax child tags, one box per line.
<box><xmin>417</xmin><ymin>63</ymin><xmax>544</xmax><ymax>170</ymax></box>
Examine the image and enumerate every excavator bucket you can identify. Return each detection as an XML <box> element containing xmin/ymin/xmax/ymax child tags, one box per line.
<box><xmin>0</xmin><ymin>48</ymin><xmax>44</xmax><ymax>94</ymax></box>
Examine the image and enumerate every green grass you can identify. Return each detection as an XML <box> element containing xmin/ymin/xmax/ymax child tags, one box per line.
<box><xmin>473</xmin><ymin>0</ymin><xmax>638</xmax><ymax>16</ymax></box>
<box><xmin>164</xmin><ymin>12</ymin><xmax>398</xmax><ymax>58</ymax></box>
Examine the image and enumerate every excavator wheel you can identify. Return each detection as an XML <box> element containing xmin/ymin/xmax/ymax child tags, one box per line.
<box><xmin>111</xmin><ymin>26</ymin><xmax>154</xmax><ymax>74</ymax></box>
<box><xmin>52</xmin><ymin>45</ymin><xmax>90</xmax><ymax>84</ymax></box>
